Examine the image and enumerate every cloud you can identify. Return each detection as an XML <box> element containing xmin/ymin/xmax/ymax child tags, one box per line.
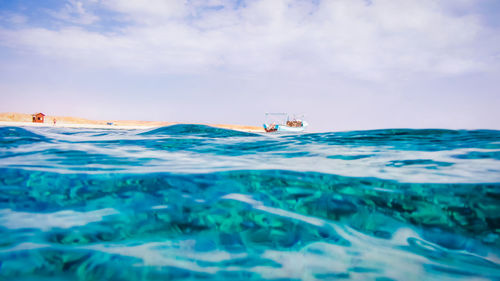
<box><xmin>3</xmin><ymin>13</ymin><xmax>28</xmax><ymax>24</ymax></box>
<box><xmin>102</xmin><ymin>0</ymin><xmax>188</xmax><ymax>23</ymax></box>
<box><xmin>0</xmin><ymin>0</ymin><xmax>498</xmax><ymax>80</ymax></box>
<box><xmin>47</xmin><ymin>0</ymin><xmax>99</xmax><ymax>25</ymax></box>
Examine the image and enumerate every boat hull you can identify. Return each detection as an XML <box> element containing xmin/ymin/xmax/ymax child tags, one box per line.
<box><xmin>276</xmin><ymin>125</ymin><xmax>305</xmax><ymax>132</ymax></box>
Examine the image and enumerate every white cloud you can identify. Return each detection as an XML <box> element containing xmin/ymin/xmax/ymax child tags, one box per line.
<box><xmin>0</xmin><ymin>0</ymin><xmax>498</xmax><ymax>80</ymax></box>
<box><xmin>7</xmin><ymin>13</ymin><xmax>28</xmax><ymax>24</ymax></box>
<box><xmin>0</xmin><ymin>12</ymin><xmax>28</xmax><ymax>25</ymax></box>
<box><xmin>102</xmin><ymin>0</ymin><xmax>189</xmax><ymax>23</ymax></box>
<box><xmin>48</xmin><ymin>0</ymin><xmax>99</xmax><ymax>25</ymax></box>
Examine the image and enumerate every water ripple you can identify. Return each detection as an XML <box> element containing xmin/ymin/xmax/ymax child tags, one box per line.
<box><xmin>0</xmin><ymin>125</ymin><xmax>499</xmax><ymax>280</ymax></box>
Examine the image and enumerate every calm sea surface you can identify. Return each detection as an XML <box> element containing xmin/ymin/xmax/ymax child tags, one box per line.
<box><xmin>1</xmin><ymin>125</ymin><xmax>499</xmax><ymax>280</ymax></box>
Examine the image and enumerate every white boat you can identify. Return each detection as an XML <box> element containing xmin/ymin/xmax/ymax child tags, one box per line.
<box><xmin>263</xmin><ymin>113</ymin><xmax>308</xmax><ymax>133</ymax></box>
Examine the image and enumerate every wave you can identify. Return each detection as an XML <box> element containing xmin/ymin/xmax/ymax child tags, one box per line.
<box><xmin>1</xmin><ymin>127</ymin><xmax>499</xmax><ymax>182</ymax></box>
<box><xmin>0</xmin><ymin>126</ymin><xmax>52</xmax><ymax>147</ymax></box>
<box><xmin>139</xmin><ymin>124</ymin><xmax>259</xmax><ymax>138</ymax></box>
<box><xmin>289</xmin><ymin>129</ymin><xmax>500</xmax><ymax>151</ymax></box>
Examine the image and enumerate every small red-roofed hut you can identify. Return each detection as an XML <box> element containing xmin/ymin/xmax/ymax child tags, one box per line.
<box><xmin>32</xmin><ymin>113</ymin><xmax>45</xmax><ymax>123</ymax></box>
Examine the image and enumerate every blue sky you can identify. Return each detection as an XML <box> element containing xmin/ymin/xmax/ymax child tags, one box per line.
<box><xmin>0</xmin><ymin>0</ymin><xmax>499</xmax><ymax>131</ymax></box>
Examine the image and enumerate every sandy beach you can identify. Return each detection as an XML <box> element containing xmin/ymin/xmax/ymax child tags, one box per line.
<box><xmin>0</xmin><ymin>112</ymin><xmax>265</xmax><ymax>133</ymax></box>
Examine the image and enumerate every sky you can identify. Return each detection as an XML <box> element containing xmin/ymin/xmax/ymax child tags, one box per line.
<box><xmin>0</xmin><ymin>0</ymin><xmax>499</xmax><ymax>132</ymax></box>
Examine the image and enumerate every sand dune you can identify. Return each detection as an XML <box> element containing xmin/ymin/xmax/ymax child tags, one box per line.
<box><xmin>0</xmin><ymin>112</ymin><xmax>264</xmax><ymax>132</ymax></box>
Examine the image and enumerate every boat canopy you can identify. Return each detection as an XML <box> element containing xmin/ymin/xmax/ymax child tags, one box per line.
<box><xmin>265</xmin><ymin>113</ymin><xmax>305</xmax><ymax>124</ymax></box>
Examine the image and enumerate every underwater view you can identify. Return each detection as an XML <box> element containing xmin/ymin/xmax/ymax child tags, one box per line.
<box><xmin>0</xmin><ymin>125</ymin><xmax>499</xmax><ymax>281</ymax></box>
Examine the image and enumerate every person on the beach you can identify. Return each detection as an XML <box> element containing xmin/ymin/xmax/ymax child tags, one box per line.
<box><xmin>53</xmin><ymin>118</ymin><xmax>57</xmax><ymax>126</ymax></box>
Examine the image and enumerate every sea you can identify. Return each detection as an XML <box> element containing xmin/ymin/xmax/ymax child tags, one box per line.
<box><xmin>0</xmin><ymin>125</ymin><xmax>499</xmax><ymax>281</ymax></box>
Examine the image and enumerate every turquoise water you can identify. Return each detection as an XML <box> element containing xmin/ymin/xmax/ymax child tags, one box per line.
<box><xmin>0</xmin><ymin>125</ymin><xmax>500</xmax><ymax>281</ymax></box>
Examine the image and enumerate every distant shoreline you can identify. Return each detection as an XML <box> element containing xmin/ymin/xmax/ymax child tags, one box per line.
<box><xmin>0</xmin><ymin>112</ymin><xmax>265</xmax><ymax>133</ymax></box>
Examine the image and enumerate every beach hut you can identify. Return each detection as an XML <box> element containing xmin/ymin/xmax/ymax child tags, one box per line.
<box><xmin>32</xmin><ymin>113</ymin><xmax>45</xmax><ymax>123</ymax></box>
